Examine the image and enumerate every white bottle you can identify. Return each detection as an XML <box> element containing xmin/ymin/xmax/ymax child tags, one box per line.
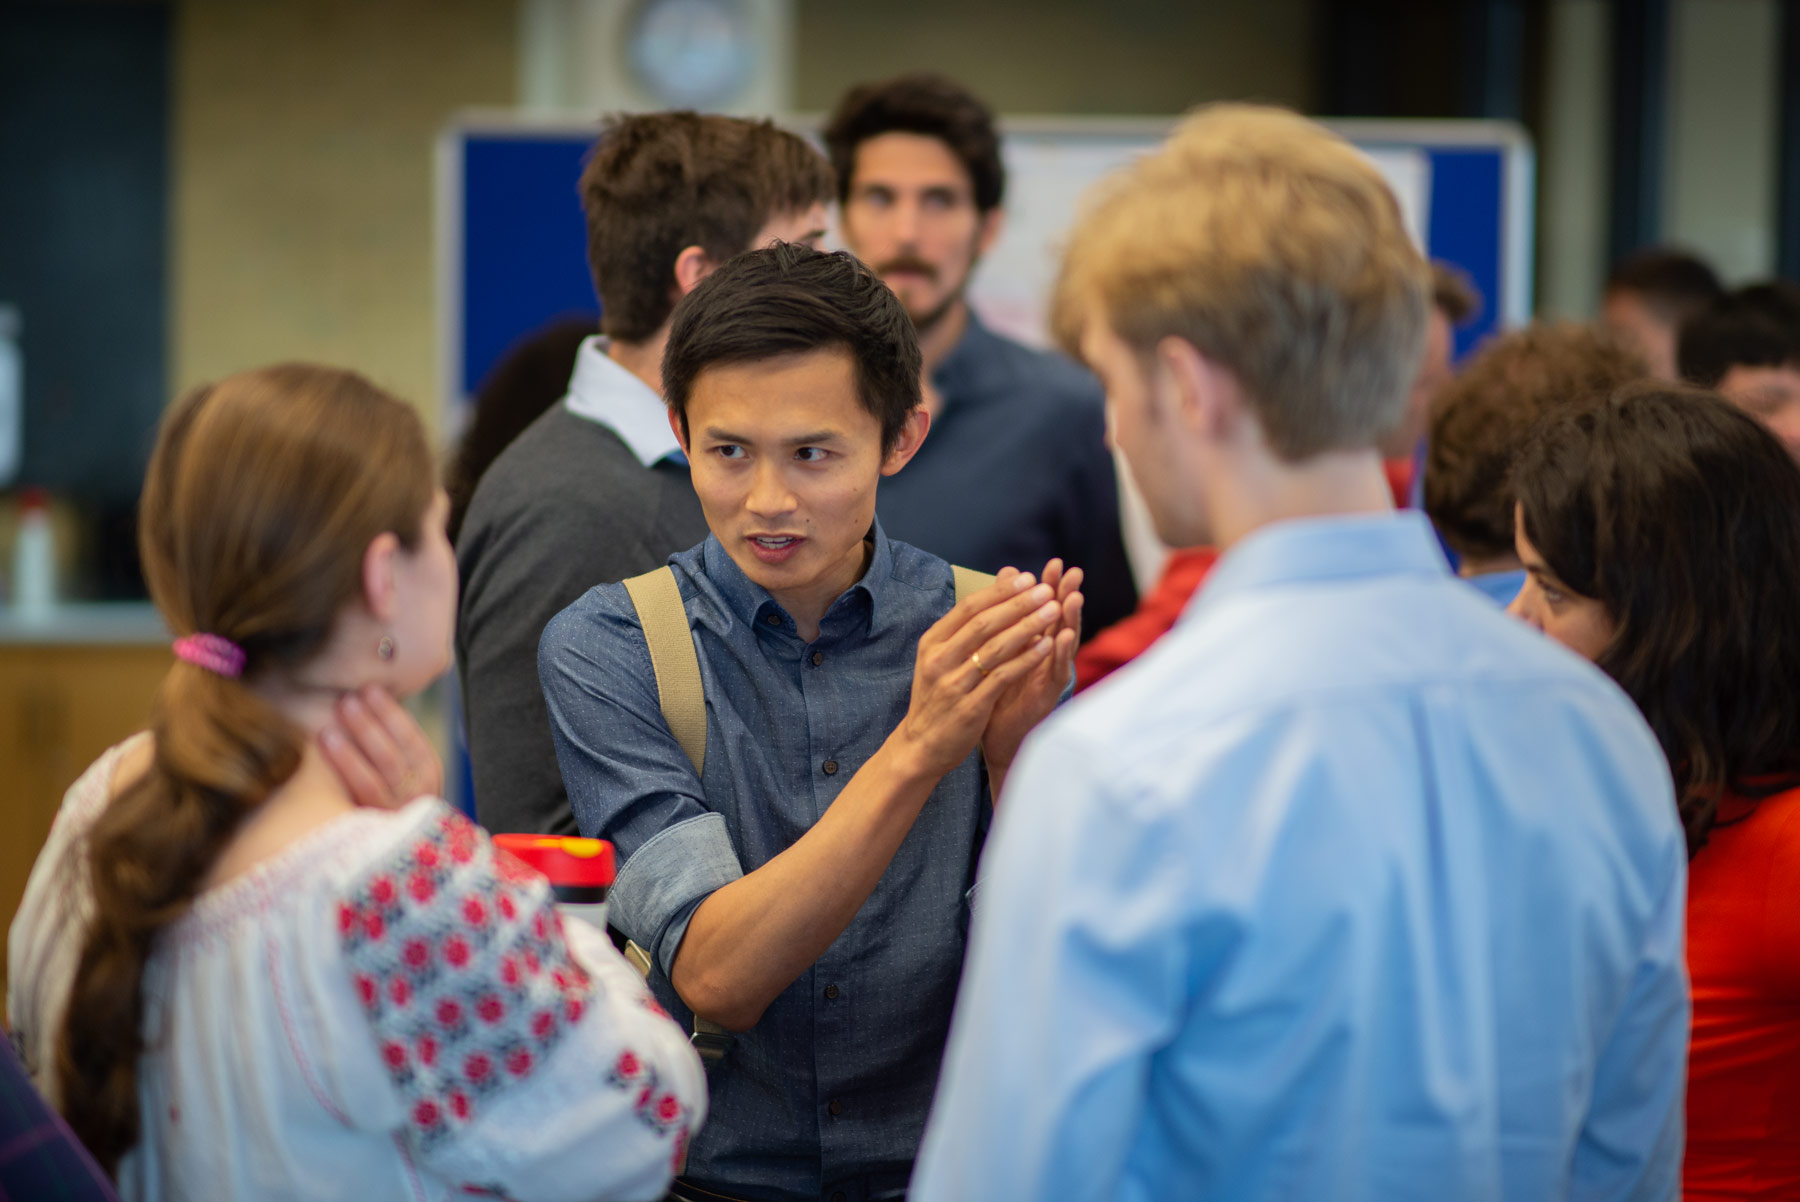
<box><xmin>0</xmin><ymin>305</ymin><xmax>19</xmax><ymax>489</ymax></box>
<box><xmin>13</xmin><ymin>487</ymin><xmax>55</xmax><ymax>620</ymax></box>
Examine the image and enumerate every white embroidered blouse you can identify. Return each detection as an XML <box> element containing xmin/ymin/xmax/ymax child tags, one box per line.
<box><xmin>6</xmin><ymin>736</ymin><xmax>707</xmax><ymax>1201</ymax></box>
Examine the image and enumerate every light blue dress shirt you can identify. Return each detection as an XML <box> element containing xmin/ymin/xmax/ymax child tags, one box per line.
<box><xmin>913</xmin><ymin>512</ymin><xmax>1689</xmax><ymax>1202</ymax></box>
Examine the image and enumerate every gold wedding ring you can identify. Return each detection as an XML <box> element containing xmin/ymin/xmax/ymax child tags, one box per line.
<box><xmin>971</xmin><ymin>651</ymin><xmax>990</xmax><ymax>676</ymax></box>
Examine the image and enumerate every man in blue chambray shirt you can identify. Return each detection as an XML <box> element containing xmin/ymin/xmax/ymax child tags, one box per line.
<box><xmin>914</xmin><ymin>106</ymin><xmax>1689</xmax><ymax>1202</ymax></box>
<box><xmin>540</xmin><ymin>243</ymin><xmax>1083</xmax><ymax>1202</ymax></box>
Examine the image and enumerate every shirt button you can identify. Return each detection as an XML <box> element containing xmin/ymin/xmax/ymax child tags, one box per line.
<box><xmin>828</xmin><ymin>1098</ymin><xmax>843</xmax><ymax>1116</ymax></box>
<box><xmin>811</xmin><ymin>650</ymin><xmax>824</xmax><ymax>666</ymax></box>
<box><xmin>765</xmin><ymin>613</ymin><xmax>781</xmax><ymax>626</ymax></box>
<box><xmin>822</xmin><ymin>759</ymin><xmax>838</xmax><ymax>775</ymax></box>
<box><xmin>824</xmin><ymin>983</ymin><xmax>839</xmax><ymax>1000</ymax></box>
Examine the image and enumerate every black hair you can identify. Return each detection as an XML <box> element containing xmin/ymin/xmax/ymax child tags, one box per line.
<box><xmin>661</xmin><ymin>243</ymin><xmax>921</xmax><ymax>453</ymax></box>
<box><xmin>822</xmin><ymin>73</ymin><xmax>1005</xmax><ymax>213</ymax></box>
<box><xmin>1512</xmin><ymin>382</ymin><xmax>1800</xmax><ymax>856</ymax></box>
<box><xmin>1676</xmin><ymin>281</ymin><xmax>1800</xmax><ymax>387</ymax></box>
<box><xmin>1604</xmin><ymin>247</ymin><xmax>1725</xmax><ymax>323</ymax></box>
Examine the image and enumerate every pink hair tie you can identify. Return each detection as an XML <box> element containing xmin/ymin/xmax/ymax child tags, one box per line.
<box><xmin>172</xmin><ymin>633</ymin><xmax>246</xmax><ymax>678</ymax></box>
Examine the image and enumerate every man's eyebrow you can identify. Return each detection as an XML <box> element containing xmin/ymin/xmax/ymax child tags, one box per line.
<box><xmin>700</xmin><ymin>426</ymin><xmax>842</xmax><ymax>446</ymax></box>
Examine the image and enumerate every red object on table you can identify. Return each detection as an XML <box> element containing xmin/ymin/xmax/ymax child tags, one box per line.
<box><xmin>491</xmin><ymin>834</ymin><xmax>616</xmax><ymax>887</ymax></box>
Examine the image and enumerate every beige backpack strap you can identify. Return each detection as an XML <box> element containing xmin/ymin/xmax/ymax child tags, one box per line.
<box><xmin>952</xmin><ymin>565</ymin><xmax>996</xmax><ymax>605</ymax></box>
<box><xmin>619</xmin><ymin>567</ymin><xmax>731</xmax><ymax>1060</ymax></box>
<box><xmin>621</xmin><ymin>566</ymin><xmax>706</xmax><ymax>778</ymax></box>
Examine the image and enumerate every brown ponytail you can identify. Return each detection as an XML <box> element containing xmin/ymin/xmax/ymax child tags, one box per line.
<box><xmin>56</xmin><ymin>365</ymin><xmax>432</xmax><ymax>1175</ymax></box>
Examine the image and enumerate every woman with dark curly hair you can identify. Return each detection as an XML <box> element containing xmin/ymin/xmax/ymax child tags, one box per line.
<box><xmin>1509</xmin><ymin>381</ymin><xmax>1800</xmax><ymax>1200</ymax></box>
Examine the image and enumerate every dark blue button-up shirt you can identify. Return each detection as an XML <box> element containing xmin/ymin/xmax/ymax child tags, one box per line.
<box><xmin>540</xmin><ymin>525</ymin><xmax>987</xmax><ymax>1202</ymax></box>
<box><xmin>875</xmin><ymin>312</ymin><xmax>1138</xmax><ymax>635</ymax></box>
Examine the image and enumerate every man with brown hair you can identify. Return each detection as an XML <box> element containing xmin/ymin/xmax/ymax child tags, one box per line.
<box><xmin>1425</xmin><ymin>322</ymin><xmax>1647</xmax><ymax>603</ymax></box>
<box><xmin>914</xmin><ymin>105</ymin><xmax>1687</xmax><ymax>1202</ymax></box>
<box><xmin>456</xmin><ymin>112</ymin><xmax>831</xmax><ymax>837</ymax></box>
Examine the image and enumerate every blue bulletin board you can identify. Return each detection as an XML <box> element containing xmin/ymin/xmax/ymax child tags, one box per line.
<box><xmin>435</xmin><ymin>113</ymin><xmax>1534</xmax><ymax>426</ymax></box>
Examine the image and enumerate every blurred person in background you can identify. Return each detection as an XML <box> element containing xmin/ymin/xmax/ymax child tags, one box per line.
<box><xmin>914</xmin><ymin>105</ymin><xmax>1688</xmax><ymax>1202</ymax></box>
<box><xmin>1425</xmin><ymin>322</ymin><xmax>1646</xmax><ymax>605</ymax></box>
<box><xmin>444</xmin><ymin>316</ymin><xmax>593</xmax><ymax>545</ymax></box>
<box><xmin>825</xmin><ymin>72</ymin><xmax>1138</xmax><ymax>636</ymax></box>
<box><xmin>1380</xmin><ymin>261</ymin><xmax>1479</xmax><ymax>503</ymax></box>
<box><xmin>456</xmin><ymin>113</ymin><xmax>831</xmax><ymax>837</ymax></box>
<box><xmin>7</xmin><ymin>364</ymin><xmax>704</xmax><ymax>1200</ymax></box>
<box><xmin>1601</xmin><ymin>246</ymin><xmax>1724</xmax><ymax>379</ymax></box>
<box><xmin>1677</xmin><ymin>280</ymin><xmax>1800</xmax><ymax>464</ymax></box>
<box><xmin>1509</xmin><ymin>383</ymin><xmax>1800</xmax><ymax>1200</ymax></box>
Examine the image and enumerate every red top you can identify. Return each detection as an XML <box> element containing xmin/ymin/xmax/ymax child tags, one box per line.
<box><xmin>1074</xmin><ymin>547</ymin><xmax>1220</xmax><ymax>692</ymax></box>
<box><xmin>1684</xmin><ymin>784</ymin><xmax>1800</xmax><ymax>1200</ymax></box>
<box><xmin>491</xmin><ymin>834</ymin><xmax>616</xmax><ymax>887</ymax></box>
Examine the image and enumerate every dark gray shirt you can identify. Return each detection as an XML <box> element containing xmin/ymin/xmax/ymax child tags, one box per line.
<box><xmin>540</xmin><ymin>526</ymin><xmax>987</xmax><ymax>1202</ymax></box>
<box><xmin>876</xmin><ymin>312</ymin><xmax>1138</xmax><ymax>635</ymax></box>
<box><xmin>456</xmin><ymin>387</ymin><xmax>706</xmax><ymax>836</ymax></box>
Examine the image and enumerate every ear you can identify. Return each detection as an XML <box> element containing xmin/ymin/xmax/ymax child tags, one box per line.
<box><xmin>360</xmin><ymin>531</ymin><xmax>403</xmax><ymax>623</ymax></box>
<box><xmin>879</xmin><ymin>406</ymin><xmax>932</xmax><ymax>477</ymax></box>
<box><xmin>975</xmin><ymin>207</ymin><xmax>1005</xmax><ymax>260</ymax></box>
<box><xmin>666</xmin><ymin>406</ymin><xmax>691</xmax><ymax>455</ymax></box>
<box><xmin>1156</xmin><ymin>336</ymin><xmax>1242</xmax><ymax>443</ymax></box>
<box><xmin>673</xmin><ymin>244</ymin><xmax>713</xmax><ymax>296</ymax></box>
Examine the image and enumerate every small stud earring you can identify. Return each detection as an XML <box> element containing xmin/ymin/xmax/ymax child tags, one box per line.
<box><xmin>377</xmin><ymin>635</ymin><xmax>396</xmax><ymax>662</ymax></box>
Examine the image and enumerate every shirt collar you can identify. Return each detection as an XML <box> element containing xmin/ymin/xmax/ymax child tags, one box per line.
<box><xmin>698</xmin><ymin>520</ymin><xmax>896</xmax><ymax>640</ymax></box>
<box><xmin>561</xmin><ymin>336</ymin><xmax>683</xmax><ymax>467</ymax></box>
<box><xmin>1188</xmin><ymin>511</ymin><xmax>1452</xmax><ymax>620</ymax></box>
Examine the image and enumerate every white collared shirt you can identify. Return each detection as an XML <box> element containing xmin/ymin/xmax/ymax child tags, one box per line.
<box><xmin>562</xmin><ymin>336</ymin><xmax>683</xmax><ymax>467</ymax></box>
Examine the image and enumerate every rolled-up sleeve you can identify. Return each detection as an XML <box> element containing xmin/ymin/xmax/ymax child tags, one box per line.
<box><xmin>539</xmin><ymin>585</ymin><xmax>741</xmax><ymax>971</ymax></box>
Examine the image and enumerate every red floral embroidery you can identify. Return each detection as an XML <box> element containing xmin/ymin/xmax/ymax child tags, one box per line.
<box><xmin>656</xmin><ymin>1093</ymin><xmax>681</xmax><ymax>1122</ymax></box>
<box><xmin>672</xmin><ymin>1128</ymin><xmax>690</xmax><ymax>1173</ymax></box>
<box><xmin>616</xmin><ymin>1050</ymin><xmax>640</xmax><ymax>1078</ymax></box>
<box><xmin>339</xmin><ymin>808</ymin><xmax>605</xmax><ymax>1149</ymax></box>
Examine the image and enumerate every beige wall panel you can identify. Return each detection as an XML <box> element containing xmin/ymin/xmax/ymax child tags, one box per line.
<box><xmin>172</xmin><ymin>0</ymin><xmax>516</xmax><ymax>428</ymax></box>
<box><xmin>794</xmin><ymin>0</ymin><xmax>1315</xmax><ymax>116</ymax></box>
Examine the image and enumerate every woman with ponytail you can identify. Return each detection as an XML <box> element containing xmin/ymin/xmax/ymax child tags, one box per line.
<box><xmin>6</xmin><ymin>365</ymin><xmax>704</xmax><ymax>1200</ymax></box>
<box><xmin>1507</xmin><ymin>382</ymin><xmax>1800</xmax><ymax>1200</ymax></box>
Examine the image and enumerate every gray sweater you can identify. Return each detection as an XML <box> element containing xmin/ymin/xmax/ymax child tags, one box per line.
<box><xmin>455</xmin><ymin>403</ymin><xmax>707</xmax><ymax>835</ymax></box>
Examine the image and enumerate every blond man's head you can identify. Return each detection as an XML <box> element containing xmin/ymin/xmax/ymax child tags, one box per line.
<box><xmin>1054</xmin><ymin>105</ymin><xmax>1429</xmax><ymax>460</ymax></box>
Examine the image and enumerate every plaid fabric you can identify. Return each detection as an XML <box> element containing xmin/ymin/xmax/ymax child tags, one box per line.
<box><xmin>1</xmin><ymin>1029</ymin><xmax>119</xmax><ymax>1202</ymax></box>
